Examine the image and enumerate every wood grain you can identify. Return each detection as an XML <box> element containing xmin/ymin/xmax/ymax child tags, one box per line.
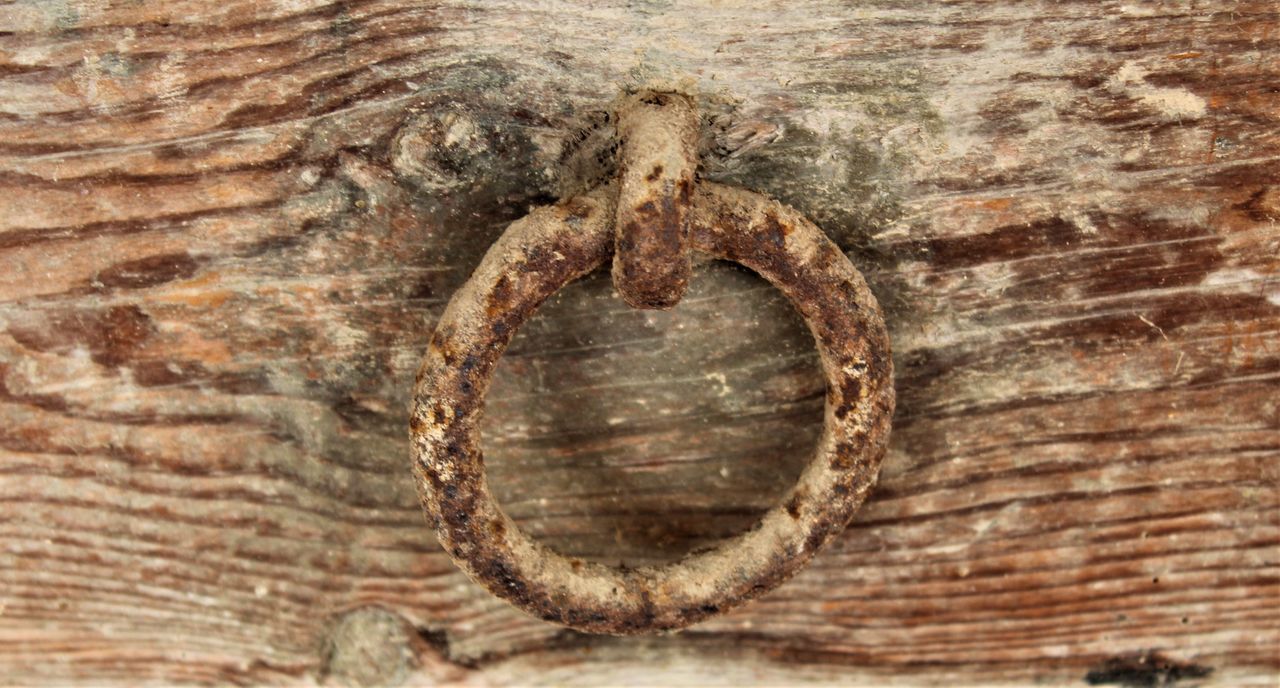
<box><xmin>0</xmin><ymin>0</ymin><xmax>1277</xmax><ymax>685</ymax></box>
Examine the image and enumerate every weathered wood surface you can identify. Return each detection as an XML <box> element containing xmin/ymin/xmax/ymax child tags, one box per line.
<box><xmin>1</xmin><ymin>0</ymin><xmax>1278</xmax><ymax>685</ymax></box>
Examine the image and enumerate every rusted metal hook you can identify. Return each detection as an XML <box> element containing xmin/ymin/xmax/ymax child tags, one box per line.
<box><xmin>410</xmin><ymin>92</ymin><xmax>895</xmax><ymax>636</ymax></box>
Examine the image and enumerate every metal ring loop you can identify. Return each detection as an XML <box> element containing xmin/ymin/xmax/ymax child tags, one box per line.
<box><xmin>411</xmin><ymin>182</ymin><xmax>894</xmax><ymax>635</ymax></box>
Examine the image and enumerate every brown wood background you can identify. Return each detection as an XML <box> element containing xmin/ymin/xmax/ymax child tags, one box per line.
<box><xmin>1</xmin><ymin>0</ymin><xmax>1277</xmax><ymax>685</ymax></box>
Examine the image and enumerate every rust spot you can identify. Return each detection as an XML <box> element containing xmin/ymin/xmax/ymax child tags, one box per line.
<box><xmin>833</xmin><ymin>375</ymin><xmax>863</xmax><ymax>419</ymax></box>
<box><xmin>803</xmin><ymin>522</ymin><xmax>831</xmax><ymax>554</ymax></box>
<box><xmin>487</xmin><ymin>274</ymin><xmax>515</xmax><ymax>317</ymax></box>
<box><xmin>677</xmin><ymin>177</ymin><xmax>693</xmax><ymax>204</ymax></box>
<box><xmin>785</xmin><ymin>488</ymin><xmax>807</xmax><ymax>519</ymax></box>
<box><xmin>634</xmin><ymin>200</ymin><xmax>659</xmax><ymax>218</ymax></box>
<box><xmin>829</xmin><ymin>435</ymin><xmax>869</xmax><ymax>471</ymax></box>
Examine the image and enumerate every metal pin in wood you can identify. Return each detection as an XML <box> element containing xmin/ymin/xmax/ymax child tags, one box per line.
<box><xmin>610</xmin><ymin>91</ymin><xmax>700</xmax><ymax>310</ymax></box>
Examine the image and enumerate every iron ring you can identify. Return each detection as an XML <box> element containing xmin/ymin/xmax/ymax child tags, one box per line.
<box><xmin>410</xmin><ymin>182</ymin><xmax>894</xmax><ymax>635</ymax></box>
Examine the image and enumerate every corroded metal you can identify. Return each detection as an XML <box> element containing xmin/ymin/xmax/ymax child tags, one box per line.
<box><xmin>410</xmin><ymin>172</ymin><xmax>895</xmax><ymax>634</ymax></box>
<box><xmin>611</xmin><ymin>91</ymin><xmax>700</xmax><ymax>309</ymax></box>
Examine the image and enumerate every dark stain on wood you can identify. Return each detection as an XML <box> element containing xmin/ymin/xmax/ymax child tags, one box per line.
<box><xmin>1085</xmin><ymin>651</ymin><xmax>1214</xmax><ymax>688</ymax></box>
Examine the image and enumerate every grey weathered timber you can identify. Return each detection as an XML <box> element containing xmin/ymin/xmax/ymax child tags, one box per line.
<box><xmin>0</xmin><ymin>0</ymin><xmax>1277</xmax><ymax>685</ymax></box>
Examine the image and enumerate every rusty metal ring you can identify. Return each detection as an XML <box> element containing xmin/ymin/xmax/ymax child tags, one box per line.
<box><xmin>411</xmin><ymin>182</ymin><xmax>894</xmax><ymax>635</ymax></box>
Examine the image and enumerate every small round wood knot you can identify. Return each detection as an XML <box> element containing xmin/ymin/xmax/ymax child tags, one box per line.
<box><xmin>410</xmin><ymin>179</ymin><xmax>895</xmax><ymax>635</ymax></box>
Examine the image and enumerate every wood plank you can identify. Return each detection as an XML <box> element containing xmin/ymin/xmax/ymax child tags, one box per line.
<box><xmin>0</xmin><ymin>0</ymin><xmax>1277</xmax><ymax>684</ymax></box>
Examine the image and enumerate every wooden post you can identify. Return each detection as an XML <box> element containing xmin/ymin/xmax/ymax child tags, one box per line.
<box><xmin>0</xmin><ymin>1</ymin><xmax>1276</xmax><ymax>684</ymax></box>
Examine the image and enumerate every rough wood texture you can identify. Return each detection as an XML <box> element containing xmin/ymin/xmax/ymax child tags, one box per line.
<box><xmin>0</xmin><ymin>0</ymin><xmax>1277</xmax><ymax>685</ymax></box>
